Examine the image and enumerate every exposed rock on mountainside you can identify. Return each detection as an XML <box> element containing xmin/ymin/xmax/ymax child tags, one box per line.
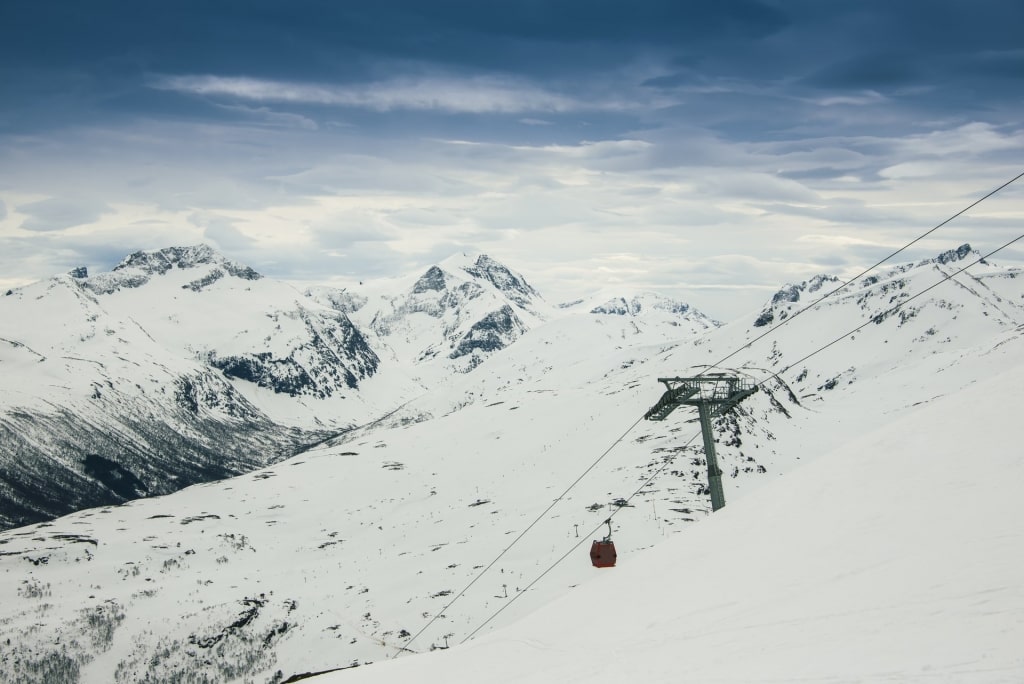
<box><xmin>753</xmin><ymin>274</ymin><xmax>841</xmax><ymax>327</ymax></box>
<box><xmin>449</xmin><ymin>305</ymin><xmax>526</xmax><ymax>360</ymax></box>
<box><xmin>0</xmin><ymin>246</ymin><xmax>385</xmax><ymax>530</ymax></box>
<box><xmin>82</xmin><ymin>245</ymin><xmax>261</xmax><ymax>296</ymax></box>
<box><xmin>589</xmin><ymin>293</ymin><xmax>719</xmax><ymax>326</ymax></box>
<box><xmin>460</xmin><ymin>254</ymin><xmax>542</xmax><ymax>309</ymax></box>
<box><xmin>339</xmin><ymin>254</ymin><xmax>553</xmax><ymax>380</ymax></box>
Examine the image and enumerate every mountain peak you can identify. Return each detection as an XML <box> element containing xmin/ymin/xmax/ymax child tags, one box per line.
<box><xmin>589</xmin><ymin>292</ymin><xmax>695</xmax><ymax>317</ymax></box>
<box><xmin>82</xmin><ymin>245</ymin><xmax>262</xmax><ymax>295</ymax></box>
<box><xmin>929</xmin><ymin>243</ymin><xmax>976</xmax><ymax>266</ymax></box>
<box><xmin>412</xmin><ymin>265</ymin><xmax>447</xmax><ymax>294</ymax></box>
<box><xmin>113</xmin><ymin>245</ymin><xmax>260</xmax><ymax>279</ymax></box>
<box><xmin>754</xmin><ymin>274</ymin><xmax>841</xmax><ymax>327</ymax></box>
<box><xmin>458</xmin><ymin>254</ymin><xmax>542</xmax><ymax>309</ymax></box>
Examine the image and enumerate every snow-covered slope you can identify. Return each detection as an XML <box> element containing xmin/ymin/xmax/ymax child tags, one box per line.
<box><xmin>0</xmin><ymin>244</ymin><xmax>1020</xmax><ymax>683</ymax></box>
<box><xmin>0</xmin><ymin>246</ymin><xmax>419</xmax><ymax>530</ymax></box>
<box><xmin>331</xmin><ymin>331</ymin><xmax>1024</xmax><ymax>684</ymax></box>
<box><xmin>0</xmin><ymin>272</ymin><xmax>313</xmax><ymax>530</ymax></box>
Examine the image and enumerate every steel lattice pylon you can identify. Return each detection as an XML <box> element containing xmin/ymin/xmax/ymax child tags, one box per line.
<box><xmin>644</xmin><ymin>374</ymin><xmax>757</xmax><ymax>511</ymax></box>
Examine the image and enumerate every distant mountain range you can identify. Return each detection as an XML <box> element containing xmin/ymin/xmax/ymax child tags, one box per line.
<box><xmin>0</xmin><ymin>246</ymin><xmax>715</xmax><ymax>529</ymax></box>
<box><xmin>2</xmin><ymin>241</ymin><xmax>1020</xmax><ymax>683</ymax></box>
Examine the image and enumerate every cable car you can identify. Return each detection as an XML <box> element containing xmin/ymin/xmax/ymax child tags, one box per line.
<box><xmin>589</xmin><ymin>519</ymin><xmax>616</xmax><ymax>568</ymax></box>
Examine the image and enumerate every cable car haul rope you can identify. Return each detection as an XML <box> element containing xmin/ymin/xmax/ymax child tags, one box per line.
<box><xmin>393</xmin><ymin>170</ymin><xmax>1024</xmax><ymax>657</ymax></box>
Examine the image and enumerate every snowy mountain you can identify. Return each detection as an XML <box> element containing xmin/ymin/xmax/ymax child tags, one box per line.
<box><xmin>1</xmin><ymin>243</ymin><xmax>1021</xmax><ymax>683</ymax></box>
<box><xmin>561</xmin><ymin>290</ymin><xmax>720</xmax><ymax>344</ymax></box>
<box><xmin>0</xmin><ymin>247</ymin><xmax>715</xmax><ymax>532</ymax></box>
<box><xmin>0</xmin><ymin>246</ymin><xmax>416</xmax><ymax>530</ymax></box>
<box><xmin>309</xmin><ymin>253</ymin><xmax>555</xmax><ymax>383</ymax></box>
<box><xmin>81</xmin><ymin>245</ymin><xmax>386</xmax><ymax>414</ymax></box>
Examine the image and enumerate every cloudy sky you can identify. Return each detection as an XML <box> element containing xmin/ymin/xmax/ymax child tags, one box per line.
<box><xmin>2</xmin><ymin>1</ymin><xmax>1023</xmax><ymax>319</ymax></box>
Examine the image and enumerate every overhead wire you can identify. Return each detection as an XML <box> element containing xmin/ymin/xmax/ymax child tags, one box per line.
<box><xmin>461</xmin><ymin>231</ymin><xmax>1024</xmax><ymax>643</ymax></box>
<box><xmin>700</xmin><ymin>169</ymin><xmax>1024</xmax><ymax>376</ymax></box>
<box><xmin>756</xmin><ymin>232</ymin><xmax>1024</xmax><ymax>390</ymax></box>
<box><xmin>461</xmin><ymin>429</ymin><xmax>704</xmax><ymax>642</ymax></box>
<box><xmin>394</xmin><ymin>412</ymin><xmax>648</xmax><ymax>656</ymax></box>
<box><xmin>397</xmin><ymin>171</ymin><xmax>1024</xmax><ymax>655</ymax></box>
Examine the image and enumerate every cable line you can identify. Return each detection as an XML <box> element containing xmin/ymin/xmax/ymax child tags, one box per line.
<box><xmin>462</xmin><ymin>232</ymin><xmax>1024</xmax><ymax>643</ymax></box>
<box><xmin>401</xmin><ymin>175</ymin><xmax>1024</xmax><ymax>654</ymax></box>
<box><xmin>701</xmin><ymin>169</ymin><xmax>1024</xmax><ymax>377</ymax></box>
<box><xmin>464</xmin><ymin>430</ymin><xmax>704</xmax><ymax>643</ymax></box>
<box><xmin>394</xmin><ymin>412</ymin><xmax>647</xmax><ymax>656</ymax></box>
<box><xmin>757</xmin><ymin>233</ymin><xmax>1024</xmax><ymax>390</ymax></box>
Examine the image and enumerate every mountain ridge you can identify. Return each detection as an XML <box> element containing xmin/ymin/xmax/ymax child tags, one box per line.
<box><xmin>2</xmin><ymin>242</ymin><xmax>1020</xmax><ymax>682</ymax></box>
<box><xmin>0</xmin><ymin>246</ymin><xmax>719</xmax><ymax>530</ymax></box>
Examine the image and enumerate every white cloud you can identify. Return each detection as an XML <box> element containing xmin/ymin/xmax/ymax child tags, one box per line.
<box><xmin>214</xmin><ymin>104</ymin><xmax>319</xmax><ymax>130</ymax></box>
<box><xmin>811</xmin><ymin>91</ymin><xmax>885</xmax><ymax>107</ymax></box>
<box><xmin>150</xmin><ymin>74</ymin><xmax>594</xmax><ymax>114</ymax></box>
<box><xmin>891</xmin><ymin>122</ymin><xmax>1024</xmax><ymax>159</ymax></box>
<box><xmin>3</xmin><ymin>112</ymin><xmax>1023</xmax><ymax>321</ymax></box>
<box><xmin>17</xmin><ymin>196</ymin><xmax>112</xmax><ymax>232</ymax></box>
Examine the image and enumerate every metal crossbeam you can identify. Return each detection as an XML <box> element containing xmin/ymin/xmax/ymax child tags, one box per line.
<box><xmin>644</xmin><ymin>374</ymin><xmax>757</xmax><ymax>511</ymax></box>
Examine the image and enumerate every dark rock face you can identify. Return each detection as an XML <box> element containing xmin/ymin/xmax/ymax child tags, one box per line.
<box><xmin>209</xmin><ymin>311</ymin><xmax>379</xmax><ymax>396</ymax></box>
<box><xmin>772</xmin><ymin>284</ymin><xmax>802</xmax><ymax>306</ymax></box>
<box><xmin>183</xmin><ymin>269</ymin><xmax>225</xmax><ymax>292</ymax></box>
<box><xmin>590</xmin><ymin>296</ymin><xmax>694</xmax><ymax>317</ymax></box>
<box><xmin>210</xmin><ymin>353</ymin><xmax>322</xmax><ymax>396</ymax></box>
<box><xmin>591</xmin><ymin>297</ymin><xmax>632</xmax><ymax>315</ymax></box>
<box><xmin>450</xmin><ymin>305</ymin><xmax>525</xmax><ymax>358</ymax></box>
<box><xmin>113</xmin><ymin>245</ymin><xmax>257</xmax><ymax>277</ymax></box>
<box><xmin>413</xmin><ymin>266</ymin><xmax>447</xmax><ymax>293</ymax></box>
<box><xmin>0</xmin><ymin>373</ymin><xmax>323</xmax><ymax>530</ymax></box>
<box><xmin>83</xmin><ymin>454</ymin><xmax>149</xmax><ymax>499</ymax></box>
<box><xmin>754</xmin><ymin>275</ymin><xmax>840</xmax><ymax>328</ymax></box>
<box><xmin>83</xmin><ymin>245</ymin><xmax>262</xmax><ymax>295</ymax></box>
<box><xmin>68</xmin><ymin>266</ymin><xmax>89</xmax><ymax>279</ymax></box>
<box><xmin>461</xmin><ymin>255</ymin><xmax>540</xmax><ymax>309</ymax></box>
<box><xmin>935</xmin><ymin>243</ymin><xmax>973</xmax><ymax>265</ymax></box>
<box><xmin>807</xmin><ymin>274</ymin><xmax>839</xmax><ymax>293</ymax></box>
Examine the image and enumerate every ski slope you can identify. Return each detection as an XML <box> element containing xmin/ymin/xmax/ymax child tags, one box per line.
<box><xmin>329</xmin><ymin>336</ymin><xmax>1024</xmax><ymax>684</ymax></box>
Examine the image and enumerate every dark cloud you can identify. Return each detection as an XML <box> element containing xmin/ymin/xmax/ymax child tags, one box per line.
<box><xmin>968</xmin><ymin>50</ymin><xmax>1024</xmax><ymax>79</ymax></box>
<box><xmin>641</xmin><ymin>71</ymin><xmax>705</xmax><ymax>90</ymax></box>
<box><xmin>3</xmin><ymin>0</ymin><xmax>1021</xmax><ymax>142</ymax></box>
<box><xmin>803</xmin><ymin>54</ymin><xmax>920</xmax><ymax>91</ymax></box>
<box><xmin>17</xmin><ymin>197</ymin><xmax>111</xmax><ymax>232</ymax></box>
<box><xmin>0</xmin><ymin>1</ymin><xmax>792</xmax><ymax>138</ymax></box>
<box><xmin>0</xmin><ymin>1</ymin><xmax>787</xmax><ymax>81</ymax></box>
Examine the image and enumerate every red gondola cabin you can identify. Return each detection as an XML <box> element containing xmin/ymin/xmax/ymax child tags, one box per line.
<box><xmin>590</xmin><ymin>539</ymin><xmax>616</xmax><ymax>568</ymax></box>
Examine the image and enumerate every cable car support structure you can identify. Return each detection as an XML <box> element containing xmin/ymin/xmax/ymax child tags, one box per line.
<box><xmin>644</xmin><ymin>374</ymin><xmax>757</xmax><ymax>511</ymax></box>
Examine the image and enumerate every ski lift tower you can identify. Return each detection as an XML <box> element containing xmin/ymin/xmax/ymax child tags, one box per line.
<box><xmin>644</xmin><ymin>374</ymin><xmax>757</xmax><ymax>512</ymax></box>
